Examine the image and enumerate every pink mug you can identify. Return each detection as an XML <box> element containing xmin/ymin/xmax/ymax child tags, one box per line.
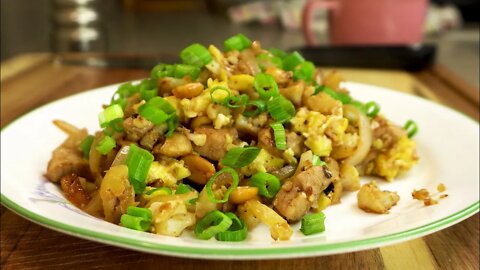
<box><xmin>302</xmin><ymin>0</ymin><xmax>428</xmax><ymax>46</ymax></box>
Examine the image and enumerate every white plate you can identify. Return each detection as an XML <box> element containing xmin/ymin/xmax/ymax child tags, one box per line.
<box><xmin>1</xmin><ymin>82</ymin><xmax>478</xmax><ymax>260</ymax></box>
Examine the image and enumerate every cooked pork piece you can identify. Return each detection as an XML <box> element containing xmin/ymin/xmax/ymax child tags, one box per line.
<box><xmin>123</xmin><ymin>116</ymin><xmax>154</xmax><ymax>142</ymax></box>
<box><xmin>193</xmin><ymin>127</ymin><xmax>238</xmax><ymax>161</ymax></box>
<box><xmin>46</xmin><ymin>144</ymin><xmax>89</xmax><ymax>182</ymax></box>
<box><xmin>274</xmin><ymin>165</ymin><xmax>332</xmax><ymax>222</ymax></box>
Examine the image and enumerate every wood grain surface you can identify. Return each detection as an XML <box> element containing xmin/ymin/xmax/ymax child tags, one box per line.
<box><xmin>1</xmin><ymin>54</ymin><xmax>479</xmax><ymax>270</ymax></box>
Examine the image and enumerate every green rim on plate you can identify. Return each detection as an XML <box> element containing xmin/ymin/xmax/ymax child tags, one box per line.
<box><xmin>1</xmin><ymin>194</ymin><xmax>478</xmax><ymax>258</ymax></box>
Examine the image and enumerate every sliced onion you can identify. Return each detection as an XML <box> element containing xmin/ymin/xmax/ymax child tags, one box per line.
<box><xmin>111</xmin><ymin>145</ymin><xmax>130</xmax><ymax>167</ymax></box>
<box><xmin>343</xmin><ymin>105</ymin><xmax>373</xmax><ymax>166</ymax></box>
<box><xmin>270</xmin><ymin>165</ymin><xmax>296</xmax><ymax>180</ymax></box>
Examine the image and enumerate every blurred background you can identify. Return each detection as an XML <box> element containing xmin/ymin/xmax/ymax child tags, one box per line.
<box><xmin>1</xmin><ymin>0</ymin><xmax>479</xmax><ymax>87</ymax></box>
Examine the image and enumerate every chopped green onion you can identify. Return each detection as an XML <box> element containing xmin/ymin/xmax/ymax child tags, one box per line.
<box><xmin>300</xmin><ymin>212</ymin><xmax>326</xmax><ymax>235</ymax></box>
<box><xmin>253</xmin><ymin>73</ymin><xmax>279</xmax><ymax>100</ymax></box>
<box><xmin>138</xmin><ymin>96</ymin><xmax>177</xmax><ymax>126</ymax></box>
<box><xmin>120</xmin><ymin>214</ymin><xmax>151</xmax><ymax>232</ymax></box>
<box><xmin>194</xmin><ymin>210</ymin><xmax>232</xmax><ymax>240</ymax></box>
<box><xmin>210</xmin><ymin>86</ymin><xmax>231</xmax><ymax>105</ymax></box>
<box><xmin>173</xmin><ymin>64</ymin><xmax>201</xmax><ymax>80</ymax></box>
<box><xmin>151</xmin><ymin>63</ymin><xmax>168</xmax><ymax>80</ymax></box>
<box><xmin>404</xmin><ymin>120</ymin><xmax>418</xmax><ymax>138</ymax></box>
<box><xmin>293</xmin><ymin>61</ymin><xmax>315</xmax><ymax>82</ymax></box>
<box><xmin>145</xmin><ymin>187</ymin><xmax>172</xmax><ymax>196</ymax></box>
<box><xmin>313</xmin><ymin>85</ymin><xmax>352</xmax><ymax>104</ymax></box>
<box><xmin>221</xmin><ymin>147</ymin><xmax>261</xmax><ymax>168</ymax></box>
<box><xmin>270</xmin><ymin>122</ymin><xmax>286</xmax><ymax>150</ymax></box>
<box><xmin>312</xmin><ymin>155</ymin><xmax>327</xmax><ymax>167</ymax></box>
<box><xmin>225</xmin><ymin>94</ymin><xmax>249</xmax><ymax>109</ymax></box>
<box><xmin>175</xmin><ymin>183</ymin><xmax>198</xmax><ymax>204</ymax></box>
<box><xmin>269</xmin><ymin>48</ymin><xmax>287</xmax><ymax>59</ymax></box>
<box><xmin>215</xmin><ymin>212</ymin><xmax>247</xmax><ymax>241</ymax></box>
<box><xmin>250</xmin><ymin>172</ymin><xmax>280</xmax><ymax>199</ymax></box>
<box><xmin>147</xmin><ymin>96</ymin><xmax>176</xmax><ymax>114</ymax></box>
<box><xmin>267</xmin><ymin>95</ymin><xmax>296</xmax><ymax>123</ymax></box>
<box><xmin>206</xmin><ymin>167</ymin><xmax>239</xmax><ymax>203</ymax></box>
<box><xmin>165</xmin><ymin>114</ymin><xmax>179</xmax><ymax>137</ymax></box>
<box><xmin>103</xmin><ymin>118</ymin><xmax>124</xmax><ymax>136</ymax></box>
<box><xmin>140</xmin><ymin>89</ymin><xmax>157</xmax><ymax>101</ymax></box>
<box><xmin>256</xmin><ymin>53</ymin><xmax>283</xmax><ymax>70</ymax></box>
<box><xmin>365</xmin><ymin>101</ymin><xmax>381</xmax><ymax>117</ymax></box>
<box><xmin>126</xmin><ymin>144</ymin><xmax>154</xmax><ymax>194</ymax></box>
<box><xmin>95</xmin><ymin>135</ymin><xmax>116</xmax><ymax>155</ymax></box>
<box><xmin>282</xmin><ymin>51</ymin><xmax>305</xmax><ymax>71</ymax></box>
<box><xmin>242</xmin><ymin>99</ymin><xmax>267</xmax><ymax>117</ymax></box>
<box><xmin>180</xmin><ymin>43</ymin><xmax>212</xmax><ymax>67</ymax></box>
<box><xmin>126</xmin><ymin>206</ymin><xmax>153</xmax><ymax>221</ymax></box>
<box><xmin>138</xmin><ymin>103</ymin><xmax>170</xmax><ymax>125</ymax></box>
<box><xmin>224</xmin><ymin>34</ymin><xmax>252</xmax><ymax>52</ymax></box>
<box><xmin>111</xmin><ymin>82</ymin><xmax>138</xmax><ymax>106</ymax></box>
<box><xmin>98</xmin><ymin>104</ymin><xmax>124</xmax><ymax>128</ymax></box>
<box><xmin>121</xmin><ymin>206</ymin><xmax>152</xmax><ymax>232</ymax></box>
<box><xmin>79</xmin><ymin>135</ymin><xmax>94</xmax><ymax>159</ymax></box>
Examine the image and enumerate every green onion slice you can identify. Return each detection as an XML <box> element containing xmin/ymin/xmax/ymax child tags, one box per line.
<box><xmin>120</xmin><ymin>206</ymin><xmax>152</xmax><ymax>232</ymax></box>
<box><xmin>270</xmin><ymin>122</ymin><xmax>287</xmax><ymax>150</ymax></box>
<box><xmin>256</xmin><ymin>53</ymin><xmax>283</xmax><ymax>71</ymax></box>
<box><xmin>194</xmin><ymin>210</ymin><xmax>233</xmax><ymax>240</ymax></box>
<box><xmin>221</xmin><ymin>147</ymin><xmax>261</xmax><ymax>168</ymax></box>
<box><xmin>365</xmin><ymin>101</ymin><xmax>381</xmax><ymax>117</ymax></box>
<box><xmin>180</xmin><ymin>43</ymin><xmax>212</xmax><ymax>67</ymax></box>
<box><xmin>242</xmin><ymin>99</ymin><xmax>267</xmax><ymax>117</ymax></box>
<box><xmin>225</xmin><ymin>94</ymin><xmax>249</xmax><ymax>109</ymax></box>
<box><xmin>250</xmin><ymin>172</ymin><xmax>281</xmax><ymax>199</ymax></box>
<box><xmin>312</xmin><ymin>155</ymin><xmax>327</xmax><ymax>167</ymax></box>
<box><xmin>300</xmin><ymin>212</ymin><xmax>326</xmax><ymax>235</ymax></box>
<box><xmin>79</xmin><ymin>135</ymin><xmax>94</xmax><ymax>159</ymax></box>
<box><xmin>98</xmin><ymin>104</ymin><xmax>124</xmax><ymax>128</ymax></box>
<box><xmin>126</xmin><ymin>144</ymin><xmax>154</xmax><ymax>194</ymax></box>
<box><xmin>215</xmin><ymin>212</ymin><xmax>247</xmax><ymax>241</ymax></box>
<box><xmin>174</xmin><ymin>64</ymin><xmax>201</xmax><ymax>80</ymax></box>
<box><xmin>224</xmin><ymin>34</ymin><xmax>252</xmax><ymax>52</ymax></box>
<box><xmin>126</xmin><ymin>206</ymin><xmax>152</xmax><ymax>221</ymax></box>
<box><xmin>95</xmin><ymin>135</ymin><xmax>116</xmax><ymax>155</ymax></box>
<box><xmin>253</xmin><ymin>73</ymin><xmax>279</xmax><ymax>100</ymax></box>
<box><xmin>175</xmin><ymin>183</ymin><xmax>198</xmax><ymax>204</ymax></box>
<box><xmin>293</xmin><ymin>61</ymin><xmax>315</xmax><ymax>82</ymax></box>
<box><xmin>120</xmin><ymin>214</ymin><xmax>151</xmax><ymax>232</ymax></box>
<box><xmin>138</xmin><ymin>96</ymin><xmax>177</xmax><ymax>126</ymax></box>
<box><xmin>283</xmin><ymin>51</ymin><xmax>305</xmax><ymax>71</ymax></box>
<box><xmin>206</xmin><ymin>167</ymin><xmax>239</xmax><ymax>204</ymax></box>
<box><xmin>269</xmin><ymin>48</ymin><xmax>287</xmax><ymax>59</ymax></box>
<box><xmin>267</xmin><ymin>95</ymin><xmax>296</xmax><ymax>123</ymax></box>
<box><xmin>145</xmin><ymin>187</ymin><xmax>172</xmax><ymax>196</ymax></box>
<box><xmin>404</xmin><ymin>120</ymin><xmax>418</xmax><ymax>138</ymax></box>
<box><xmin>165</xmin><ymin>114</ymin><xmax>179</xmax><ymax>137</ymax></box>
<box><xmin>210</xmin><ymin>86</ymin><xmax>231</xmax><ymax>105</ymax></box>
<box><xmin>313</xmin><ymin>85</ymin><xmax>352</xmax><ymax>104</ymax></box>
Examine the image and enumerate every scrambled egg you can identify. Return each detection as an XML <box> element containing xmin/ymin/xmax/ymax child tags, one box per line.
<box><xmin>146</xmin><ymin>159</ymin><xmax>191</xmax><ymax>186</ymax></box>
<box><xmin>240</xmin><ymin>149</ymin><xmax>285</xmax><ymax>176</ymax></box>
<box><xmin>373</xmin><ymin>136</ymin><xmax>418</xmax><ymax>181</ymax></box>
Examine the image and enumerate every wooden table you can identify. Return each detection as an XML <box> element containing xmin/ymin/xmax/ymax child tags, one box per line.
<box><xmin>1</xmin><ymin>53</ymin><xmax>479</xmax><ymax>270</ymax></box>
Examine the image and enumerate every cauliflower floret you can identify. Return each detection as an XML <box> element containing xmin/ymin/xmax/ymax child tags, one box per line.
<box><xmin>234</xmin><ymin>113</ymin><xmax>269</xmax><ymax>135</ymax></box>
<box><xmin>146</xmin><ymin>159</ymin><xmax>191</xmax><ymax>186</ymax></box>
<box><xmin>357</xmin><ymin>181</ymin><xmax>400</xmax><ymax>214</ymax></box>
<box><xmin>241</xmin><ymin>149</ymin><xmax>285</xmax><ymax>176</ymax></box>
<box><xmin>373</xmin><ymin>136</ymin><xmax>418</xmax><ymax>181</ymax></box>
<box><xmin>207</xmin><ymin>103</ymin><xmax>232</xmax><ymax>129</ymax></box>
<box><xmin>305</xmin><ymin>135</ymin><xmax>332</xmax><ymax>157</ymax></box>
<box><xmin>324</xmin><ymin>115</ymin><xmax>348</xmax><ymax>144</ymax></box>
<box><xmin>149</xmin><ymin>200</ymin><xmax>196</xmax><ymax>237</ymax></box>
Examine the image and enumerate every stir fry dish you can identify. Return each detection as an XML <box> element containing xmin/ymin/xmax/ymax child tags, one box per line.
<box><xmin>45</xmin><ymin>34</ymin><xmax>419</xmax><ymax>241</ymax></box>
